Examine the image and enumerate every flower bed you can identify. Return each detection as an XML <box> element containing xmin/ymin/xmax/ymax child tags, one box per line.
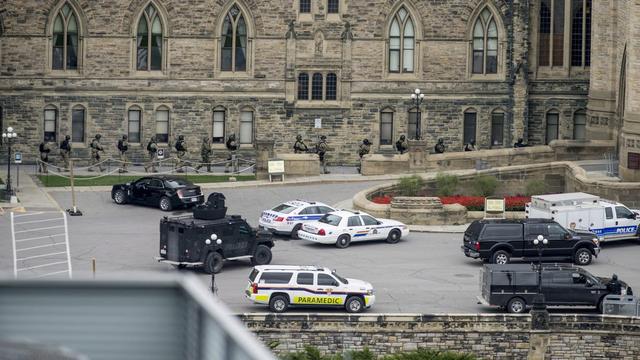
<box><xmin>372</xmin><ymin>195</ymin><xmax>530</xmax><ymax>211</ymax></box>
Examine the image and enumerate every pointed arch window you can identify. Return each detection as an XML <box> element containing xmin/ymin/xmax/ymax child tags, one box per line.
<box><xmin>298</xmin><ymin>73</ymin><xmax>309</xmax><ymax>100</ymax></box>
<box><xmin>325</xmin><ymin>73</ymin><xmax>337</xmax><ymax>101</ymax></box>
<box><xmin>136</xmin><ymin>4</ymin><xmax>163</xmax><ymax>71</ymax></box>
<box><xmin>472</xmin><ymin>8</ymin><xmax>498</xmax><ymax>74</ymax></box>
<box><xmin>571</xmin><ymin>0</ymin><xmax>591</xmax><ymax>67</ymax></box>
<box><xmin>389</xmin><ymin>7</ymin><xmax>414</xmax><ymax>73</ymax></box>
<box><xmin>52</xmin><ymin>2</ymin><xmax>79</xmax><ymax>70</ymax></box>
<box><xmin>221</xmin><ymin>5</ymin><xmax>247</xmax><ymax>72</ymax></box>
<box><xmin>311</xmin><ymin>73</ymin><xmax>323</xmax><ymax>100</ymax></box>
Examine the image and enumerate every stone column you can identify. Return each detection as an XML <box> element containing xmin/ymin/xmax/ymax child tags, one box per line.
<box><xmin>255</xmin><ymin>140</ymin><xmax>275</xmax><ymax>180</ymax></box>
<box><xmin>408</xmin><ymin>140</ymin><xmax>428</xmax><ymax>170</ymax></box>
<box><xmin>510</xmin><ymin>0</ymin><xmax>530</xmax><ymax>144</ymax></box>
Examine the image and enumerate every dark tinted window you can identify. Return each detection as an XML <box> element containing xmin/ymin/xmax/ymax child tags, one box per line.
<box><xmin>482</xmin><ymin>224</ymin><xmax>521</xmax><ymax>238</ymax></box>
<box><xmin>296</xmin><ymin>272</ymin><xmax>314</xmax><ymax>285</ymax></box>
<box><xmin>164</xmin><ymin>178</ymin><xmax>193</xmax><ymax>188</ymax></box>
<box><xmin>317</xmin><ymin>274</ymin><xmax>338</xmax><ymax>287</ymax></box>
<box><xmin>605</xmin><ymin>207</ymin><xmax>613</xmax><ymax>220</ymax></box>
<box><xmin>319</xmin><ymin>214</ymin><xmax>342</xmax><ymax>226</ymax></box>
<box><xmin>259</xmin><ymin>272</ymin><xmax>293</xmax><ymax>284</ymax></box>
<box><xmin>299</xmin><ymin>207</ymin><xmax>318</xmax><ymax>215</ymax></box>
<box><xmin>527</xmin><ymin>224</ymin><xmax>548</xmax><ymax>237</ymax></box>
<box><xmin>361</xmin><ymin>215</ymin><xmax>379</xmax><ymax>226</ymax></box>
<box><xmin>547</xmin><ymin>224</ymin><xmax>567</xmax><ymax>237</ymax></box>
<box><xmin>239</xmin><ymin>224</ymin><xmax>251</xmax><ymax>235</ymax></box>
<box><xmin>616</xmin><ymin>206</ymin><xmax>635</xmax><ymax>219</ymax></box>
<box><xmin>550</xmin><ymin>272</ymin><xmax>572</xmax><ymax>284</ymax></box>
<box><xmin>272</xmin><ymin>204</ymin><xmax>296</xmax><ymax>214</ymax></box>
<box><xmin>465</xmin><ymin>222</ymin><xmax>483</xmax><ymax>239</ymax></box>
<box><xmin>492</xmin><ymin>271</ymin><xmax>516</xmax><ymax>286</ymax></box>
<box><xmin>149</xmin><ymin>179</ymin><xmax>163</xmax><ymax>188</ymax></box>
<box><xmin>347</xmin><ymin>216</ymin><xmax>362</xmax><ymax>227</ymax></box>
<box><xmin>249</xmin><ymin>268</ymin><xmax>259</xmax><ymax>282</ymax></box>
<box><xmin>316</xmin><ymin>206</ymin><xmax>334</xmax><ymax>214</ymax></box>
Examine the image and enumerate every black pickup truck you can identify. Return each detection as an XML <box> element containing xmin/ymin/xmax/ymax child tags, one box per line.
<box><xmin>461</xmin><ymin>219</ymin><xmax>600</xmax><ymax>265</ymax></box>
<box><xmin>478</xmin><ymin>264</ymin><xmax>632</xmax><ymax>313</ymax></box>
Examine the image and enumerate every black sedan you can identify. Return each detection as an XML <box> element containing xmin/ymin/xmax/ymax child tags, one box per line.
<box><xmin>111</xmin><ymin>176</ymin><xmax>205</xmax><ymax>211</ymax></box>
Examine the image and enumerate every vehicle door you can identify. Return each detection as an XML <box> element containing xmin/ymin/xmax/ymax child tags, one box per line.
<box><xmin>147</xmin><ymin>178</ymin><xmax>165</xmax><ymax>206</ymax></box>
<box><xmin>298</xmin><ymin>206</ymin><xmax>321</xmax><ymax>222</ymax></box>
<box><xmin>361</xmin><ymin>214</ymin><xmax>385</xmax><ymax>240</ymax></box>
<box><xmin>542</xmin><ymin>271</ymin><xmax>595</xmax><ymax>305</ymax></box>
<box><xmin>130</xmin><ymin>178</ymin><xmax>151</xmax><ymax>203</ymax></box>
<box><xmin>480</xmin><ymin>224</ymin><xmax>524</xmax><ymax>257</ymax></box>
<box><xmin>346</xmin><ymin>215</ymin><xmax>368</xmax><ymax>241</ymax></box>
<box><xmin>613</xmin><ymin>206</ymin><xmax>638</xmax><ymax>239</ymax></box>
<box><xmin>292</xmin><ymin>272</ymin><xmax>317</xmax><ymax>306</ymax></box>
<box><xmin>601</xmin><ymin>206</ymin><xmax>617</xmax><ymax>239</ymax></box>
<box><xmin>544</xmin><ymin>223</ymin><xmax>574</xmax><ymax>256</ymax></box>
<box><xmin>316</xmin><ymin>273</ymin><xmax>346</xmax><ymax>307</ymax></box>
<box><xmin>523</xmin><ymin>224</ymin><xmax>548</xmax><ymax>258</ymax></box>
<box><xmin>218</xmin><ymin>224</ymin><xmax>236</xmax><ymax>258</ymax></box>
<box><xmin>571</xmin><ymin>271</ymin><xmax>606</xmax><ymax>305</ymax></box>
<box><xmin>230</xmin><ymin>222</ymin><xmax>253</xmax><ymax>257</ymax></box>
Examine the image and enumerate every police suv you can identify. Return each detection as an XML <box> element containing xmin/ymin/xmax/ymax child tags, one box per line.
<box><xmin>258</xmin><ymin>200</ymin><xmax>336</xmax><ymax>238</ymax></box>
<box><xmin>245</xmin><ymin>265</ymin><xmax>375</xmax><ymax>313</ymax></box>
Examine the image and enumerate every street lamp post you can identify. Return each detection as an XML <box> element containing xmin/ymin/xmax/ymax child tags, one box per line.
<box><xmin>2</xmin><ymin>127</ymin><xmax>18</xmax><ymax>201</ymax></box>
<box><xmin>410</xmin><ymin>88</ymin><xmax>425</xmax><ymax>140</ymax></box>
<box><xmin>532</xmin><ymin>234</ymin><xmax>549</xmax><ymax>308</ymax></box>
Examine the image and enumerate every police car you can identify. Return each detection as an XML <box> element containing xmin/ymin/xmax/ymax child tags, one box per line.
<box><xmin>245</xmin><ymin>265</ymin><xmax>375</xmax><ymax>313</ymax></box>
<box><xmin>297</xmin><ymin>210</ymin><xmax>409</xmax><ymax>248</ymax></box>
<box><xmin>258</xmin><ymin>200</ymin><xmax>336</xmax><ymax>238</ymax></box>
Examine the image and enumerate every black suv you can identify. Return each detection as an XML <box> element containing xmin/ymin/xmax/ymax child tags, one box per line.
<box><xmin>478</xmin><ymin>264</ymin><xmax>632</xmax><ymax>313</ymax></box>
<box><xmin>158</xmin><ymin>215</ymin><xmax>274</xmax><ymax>274</ymax></box>
<box><xmin>461</xmin><ymin>219</ymin><xmax>600</xmax><ymax>265</ymax></box>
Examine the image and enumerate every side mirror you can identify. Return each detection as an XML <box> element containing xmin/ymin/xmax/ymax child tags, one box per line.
<box><xmin>586</xmin><ymin>280</ymin><xmax>593</xmax><ymax>287</ymax></box>
<box><xmin>564</xmin><ymin>233</ymin><xmax>572</xmax><ymax>240</ymax></box>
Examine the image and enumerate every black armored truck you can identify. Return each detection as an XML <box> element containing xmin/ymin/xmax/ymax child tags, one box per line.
<box><xmin>158</xmin><ymin>193</ymin><xmax>274</xmax><ymax>274</ymax></box>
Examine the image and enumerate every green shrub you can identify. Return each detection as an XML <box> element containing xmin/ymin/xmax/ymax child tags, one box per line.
<box><xmin>279</xmin><ymin>347</ymin><xmax>474</xmax><ymax>360</ymax></box>
<box><xmin>435</xmin><ymin>173</ymin><xmax>459</xmax><ymax>196</ymax></box>
<box><xmin>397</xmin><ymin>175</ymin><xmax>425</xmax><ymax>197</ymax></box>
<box><xmin>525</xmin><ymin>179</ymin><xmax>547</xmax><ymax>196</ymax></box>
<box><xmin>471</xmin><ymin>175</ymin><xmax>498</xmax><ymax>197</ymax></box>
<box><xmin>382</xmin><ymin>349</ymin><xmax>475</xmax><ymax>360</ymax></box>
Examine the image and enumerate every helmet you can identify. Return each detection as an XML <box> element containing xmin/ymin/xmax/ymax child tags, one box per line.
<box><xmin>400</xmin><ymin>135</ymin><xmax>406</xmax><ymax>140</ymax></box>
<box><xmin>150</xmin><ymin>137</ymin><xmax>156</xmax><ymax>142</ymax></box>
<box><xmin>229</xmin><ymin>133</ymin><xmax>236</xmax><ymax>140</ymax></box>
<box><xmin>65</xmin><ymin>135</ymin><xmax>71</xmax><ymax>140</ymax></box>
<box><xmin>320</xmin><ymin>135</ymin><xmax>327</xmax><ymax>140</ymax></box>
<box><xmin>437</xmin><ymin>138</ymin><xmax>444</xmax><ymax>144</ymax></box>
<box><xmin>178</xmin><ymin>135</ymin><xmax>184</xmax><ymax>140</ymax></box>
<box><xmin>122</xmin><ymin>135</ymin><xmax>128</xmax><ymax>140</ymax></box>
<box><xmin>612</xmin><ymin>274</ymin><xmax>618</xmax><ymax>281</ymax></box>
<box><xmin>296</xmin><ymin>135</ymin><xmax>302</xmax><ymax>141</ymax></box>
<box><xmin>363</xmin><ymin>139</ymin><xmax>371</xmax><ymax>145</ymax></box>
<box><xmin>95</xmin><ymin>134</ymin><xmax>101</xmax><ymax>139</ymax></box>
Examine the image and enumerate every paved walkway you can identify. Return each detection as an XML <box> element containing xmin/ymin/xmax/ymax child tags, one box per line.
<box><xmin>0</xmin><ymin>166</ymin><xmax>61</xmax><ymax>212</ymax></box>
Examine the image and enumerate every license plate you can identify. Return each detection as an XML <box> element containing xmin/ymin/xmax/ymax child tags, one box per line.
<box><xmin>191</xmin><ymin>198</ymin><xmax>198</xmax><ymax>202</ymax></box>
<box><xmin>263</xmin><ymin>218</ymin><xmax>271</xmax><ymax>223</ymax></box>
<box><xmin>160</xmin><ymin>249</ymin><xmax>166</xmax><ymax>255</ymax></box>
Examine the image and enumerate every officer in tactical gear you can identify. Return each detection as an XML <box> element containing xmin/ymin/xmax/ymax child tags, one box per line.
<box><xmin>88</xmin><ymin>134</ymin><xmax>105</xmax><ymax>172</ymax></box>
<box><xmin>196</xmin><ymin>136</ymin><xmax>212</xmax><ymax>173</ymax></box>
<box><xmin>174</xmin><ymin>135</ymin><xmax>187</xmax><ymax>173</ymax></box>
<box><xmin>464</xmin><ymin>140</ymin><xmax>477</xmax><ymax>152</ymax></box>
<box><xmin>225</xmin><ymin>133</ymin><xmax>239</xmax><ymax>173</ymax></box>
<box><xmin>514</xmin><ymin>138</ymin><xmax>528</xmax><ymax>148</ymax></box>
<box><xmin>117</xmin><ymin>134</ymin><xmax>129</xmax><ymax>173</ymax></box>
<box><xmin>293</xmin><ymin>134</ymin><xmax>308</xmax><ymax>154</ymax></box>
<box><xmin>357</xmin><ymin>138</ymin><xmax>371</xmax><ymax>174</ymax></box>
<box><xmin>59</xmin><ymin>135</ymin><xmax>72</xmax><ymax>171</ymax></box>
<box><xmin>144</xmin><ymin>137</ymin><xmax>158</xmax><ymax>173</ymax></box>
<box><xmin>607</xmin><ymin>274</ymin><xmax>623</xmax><ymax>295</ymax></box>
<box><xmin>38</xmin><ymin>141</ymin><xmax>51</xmax><ymax>174</ymax></box>
<box><xmin>434</xmin><ymin>138</ymin><xmax>446</xmax><ymax>154</ymax></box>
<box><xmin>317</xmin><ymin>135</ymin><xmax>329</xmax><ymax>174</ymax></box>
<box><xmin>395</xmin><ymin>135</ymin><xmax>408</xmax><ymax>155</ymax></box>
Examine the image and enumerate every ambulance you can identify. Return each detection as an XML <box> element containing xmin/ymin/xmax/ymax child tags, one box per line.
<box><xmin>525</xmin><ymin>192</ymin><xmax>640</xmax><ymax>243</ymax></box>
<box><xmin>244</xmin><ymin>265</ymin><xmax>375</xmax><ymax>313</ymax></box>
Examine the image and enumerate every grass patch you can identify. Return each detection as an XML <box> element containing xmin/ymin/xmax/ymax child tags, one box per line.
<box><xmin>36</xmin><ymin>174</ymin><xmax>256</xmax><ymax>187</ymax></box>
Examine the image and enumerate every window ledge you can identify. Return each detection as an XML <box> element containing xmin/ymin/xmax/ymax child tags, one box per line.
<box><xmin>217</xmin><ymin>71</ymin><xmax>252</xmax><ymax>79</ymax></box>
<box><xmin>326</xmin><ymin>13</ymin><xmax>341</xmax><ymax>22</ymax></box>
<box><xmin>132</xmin><ymin>71</ymin><xmax>167</xmax><ymax>78</ymax></box>
<box><xmin>71</xmin><ymin>142</ymin><xmax>87</xmax><ymax>148</ymax></box>
<box><xmin>469</xmin><ymin>74</ymin><xmax>504</xmax><ymax>81</ymax></box>
<box><xmin>385</xmin><ymin>73</ymin><xmax>418</xmax><ymax>81</ymax></box>
<box><xmin>48</xmin><ymin>70</ymin><xmax>82</xmax><ymax>77</ymax></box>
<box><xmin>295</xmin><ymin>101</ymin><xmax>343</xmax><ymax>109</ymax></box>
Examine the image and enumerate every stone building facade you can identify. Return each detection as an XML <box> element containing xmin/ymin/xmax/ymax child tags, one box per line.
<box><xmin>0</xmin><ymin>0</ymin><xmax>623</xmax><ymax>168</ymax></box>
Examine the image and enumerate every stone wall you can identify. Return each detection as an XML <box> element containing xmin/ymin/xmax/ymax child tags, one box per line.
<box><xmin>239</xmin><ymin>313</ymin><xmax>640</xmax><ymax>359</ymax></box>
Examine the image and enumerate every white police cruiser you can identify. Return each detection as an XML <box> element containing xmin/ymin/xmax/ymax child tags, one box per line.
<box><xmin>297</xmin><ymin>210</ymin><xmax>409</xmax><ymax>248</ymax></box>
<box><xmin>258</xmin><ymin>200</ymin><xmax>336</xmax><ymax>238</ymax></box>
<box><xmin>245</xmin><ymin>265</ymin><xmax>375</xmax><ymax>313</ymax></box>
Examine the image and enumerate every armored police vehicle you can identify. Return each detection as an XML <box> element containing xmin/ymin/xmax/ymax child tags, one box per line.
<box><xmin>157</xmin><ymin>193</ymin><xmax>274</xmax><ymax>274</ymax></box>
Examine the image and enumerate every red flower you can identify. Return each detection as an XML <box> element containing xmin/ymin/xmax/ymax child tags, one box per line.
<box><xmin>372</xmin><ymin>195</ymin><xmax>393</xmax><ymax>204</ymax></box>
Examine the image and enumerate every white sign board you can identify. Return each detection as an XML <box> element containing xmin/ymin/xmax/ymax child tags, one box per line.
<box><xmin>14</xmin><ymin>152</ymin><xmax>22</xmax><ymax>164</ymax></box>
<box><xmin>157</xmin><ymin>148</ymin><xmax>165</xmax><ymax>159</ymax></box>
<box><xmin>484</xmin><ymin>198</ymin><xmax>506</xmax><ymax>219</ymax></box>
<box><xmin>268</xmin><ymin>160</ymin><xmax>285</xmax><ymax>174</ymax></box>
<box><xmin>314</xmin><ymin>118</ymin><xmax>322</xmax><ymax>129</ymax></box>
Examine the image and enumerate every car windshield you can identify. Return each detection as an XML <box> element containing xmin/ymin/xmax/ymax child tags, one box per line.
<box><xmin>332</xmin><ymin>271</ymin><xmax>348</xmax><ymax>284</ymax></box>
<box><xmin>319</xmin><ymin>214</ymin><xmax>342</xmax><ymax>226</ymax></box>
<box><xmin>249</xmin><ymin>268</ymin><xmax>259</xmax><ymax>282</ymax></box>
<box><xmin>271</xmin><ymin>204</ymin><xmax>297</xmax><ymax>214</ymax></box>
<box><xmin>164</xmin><ymin>179</ymin><xmax>193</xmax><ymax>188</ymax></box>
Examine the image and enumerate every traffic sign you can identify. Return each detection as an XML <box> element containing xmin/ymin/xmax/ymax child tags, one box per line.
<box><xmin>14</xmin><ymin>152</ymin><xmax>22</xmax><ymax>164</ymax></box>
<box><xmin>157</xmin><ymin>148</ymin><xmax>165</xmax><ymax>159</ymax></box>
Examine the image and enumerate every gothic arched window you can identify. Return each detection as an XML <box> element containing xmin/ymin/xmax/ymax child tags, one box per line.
<box><xmin>221</xmin><ymin>5</ymin><xmax>247</xmax><ymax>72</ymax></box>
<box><xmin>136</xmin><ymin>4</ymin><xmax>163</xmax><ymax>71</ymax></box>
<box><xmin>389</xmin><ymin>7</ymin><xmax>414</xmax><ymax>73</ymax></box>
<box><xmin>52</xmin><ymin>2</ymin><xmax>79</xmax><ymax>70</ymax></box>
<box><xmin>472</xmin><ymin>8</ymin><xmax>498</xmax><ymax>74</ymax></box>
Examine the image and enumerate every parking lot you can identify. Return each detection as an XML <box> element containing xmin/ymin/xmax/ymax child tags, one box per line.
<box><xmin>1</xmin><ymin>181</ymin><xmax>640</xmax><ymax>313</ymax></box>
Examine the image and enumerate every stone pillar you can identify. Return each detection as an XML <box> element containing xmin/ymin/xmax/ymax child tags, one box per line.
<box><xmin>255</xmin><ymin>140</ymin><xmax>275</xmax><ymax>180</ymax></box>
<box><xmin>527</xmin><ymin>299</ymin><xmax>550</xmax><ymax>360</ymax></box>
<box><xmin>408</xmin><ymin>140</ymin><xmax>427</xmax><ymax>170</ymax></box>
<box><xmin>619</xmin><ymin>2</ymin><xmax>640</xmax><ymax>181</ymax></box>
<box><xmin>510</xmin><ymin>0</ymin><xmax>530</xmax><ymax>144</ymax></box>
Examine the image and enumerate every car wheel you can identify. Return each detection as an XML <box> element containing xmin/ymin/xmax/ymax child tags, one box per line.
<box><xmin>345</xmin><ymin>296</ymin><xmax>365</xmax><ymax>313</ymax></box>
<box><xmin>251</xmin><ymin>245</ymin><xmax>272</xmax><ymax>265</ymax></box>
<box><xmin>491</xmin><ymin>250</ymin><xmax>510</xmax><ymax>265</ymax></box>
<box><xmin>113</xmin><ymin>190</ymin><xmax>127</xmax><ymax>204</ymax></box>
<box><xmin>204</xmin><ymin>252</ymin><xmax>224</xmax><ymax>274</ymax></box>
<box><xmin>159</xmin><ymin>196</ymin><xmax>173</xmax><ymax>212</ymax></box>
<box><xmin>335</xmin><ymin>234</ymin><xmax>351</xmax><ymax>249</ymax></box>
<box><xmin>386</xmin><ymin>229</ymin><xmax>401</xmax><ymax>244</ymax></box>
<box><xmin>291</xmin><ymin>224</ymin><xmax>302</xmax><ymax>239</ymax></box>
<box><xmin>269</xmin><ymin>294</ymin><xmax>289</xmax><ymax>313</ymax></box>
<box><xmin>574</xmin><ymin>248</ymin><xmax>592</xmax><ymax>265</ymax></box>
<box><xmin>507</xmin><ymin>297</ymin><xmax>526</xmax><ymax>314</ymax></box>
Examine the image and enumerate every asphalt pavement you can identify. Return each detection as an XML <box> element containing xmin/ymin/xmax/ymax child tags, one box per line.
<box><xmin>1</xmin><ymin>181</ymin><xmax>640</xmax><ymax>314</ymax></box>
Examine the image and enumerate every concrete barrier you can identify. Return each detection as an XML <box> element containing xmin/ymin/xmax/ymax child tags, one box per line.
<box><xmin>276</xmin><ymin>153</ymin><xmax>320</xmax><ymax>177</ymax></box>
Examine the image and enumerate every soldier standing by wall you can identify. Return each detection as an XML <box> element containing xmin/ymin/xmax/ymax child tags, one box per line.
<box><xmin>293</xmin><ymin>134</ymin><xmax>308</xmax><ymax>153</ymax></box>
<box><xmin>196</xmin><ymin>136</ymin><xmax>212</xmax><ymax>173</ymax></box>
<box><xmin>59</xmin><ymin>135</ymin><xmax>71</xmax><ymax>171</ymax></box>
<box><xmin>117</xmin><ymin>134</ymin><xmax>129</xmax><ymax>173</ymax></box>
<box><xmin>395</xmin><ymin>135</ymin><xmax>408</xmax><ymax>155</ymax></box>
<box><xmin>38</xmin><ymin>140</ymin><xmax>51</xmax><ymax>173</ymax></box>
<box><xmin>434</xmin><ymin>138</ymin><xmax>446</xmax><ymax>154</ymax></box>
<box><xmin>464</xmin><ymin>140</ymin><xmax>477</xmax><ymax>152</ymax></box>
<box><xmin>144</xmin><ymin>137</ymin><xmax>158</xmax><ymax>173</ymax></box>
<box><xmin>88</xmin><ymin>134</ymin><xmax>105</xmax><ymax>172</ymax></box>
<box><xmin>225</xmin><ymin>133</ymin><xmax>239</xmax><ymax>173</ymax></box>
<box><xmin>317</xmin><ymin>135</ymin><xmax>329</xmax><ymax>174</ymax></box>
<box><xmin>357</xmin><ymin>138</ymin><xmax>371</xmax><ymax>174</ymax></box>
<box><xmin>174</xmin><ymin>135</ymin><xmax>187</xmax><ymax>173</ymax></box>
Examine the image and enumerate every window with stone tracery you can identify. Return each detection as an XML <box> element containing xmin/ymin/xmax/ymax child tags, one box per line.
<box><xmin>388</xmin><ymin>7</ymin><xmax>414</xmax><ymax>73</ymax></box>
<box><xmin>52</xmin><ymin>2</ymin><xmax>79</xmax><ymax>70</ymax></box>
<box><xmin>221</xmin><ymin>5</ymin><xmax>247</xmax><ymax>72</ymax></box>
<box><xmin>136</xmin><ymin>4</ymin><xmax>163</xmax><ymax>71</ymax></box>
<box><xmin>472</xmin><ymin>8</ymin><xmax>498</xmax><ymax>74</ymax></box>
